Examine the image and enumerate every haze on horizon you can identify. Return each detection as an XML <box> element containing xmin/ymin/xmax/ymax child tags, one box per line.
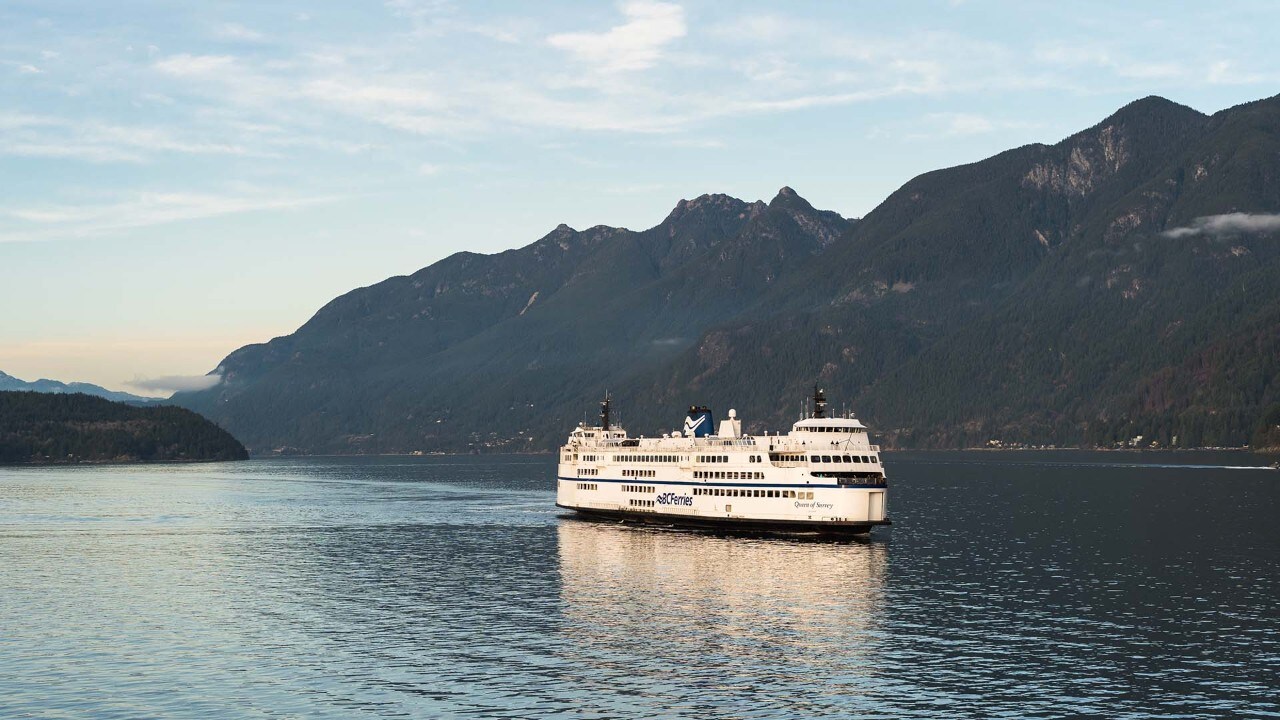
<box><xmin>2</xmin><ymin>0</ymin><xmax>1277</xmax><ymax>394</ymax></box>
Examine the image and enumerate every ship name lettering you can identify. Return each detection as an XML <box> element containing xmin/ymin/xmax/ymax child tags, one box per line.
<box><xmin>656</xmin><ymin>492</ymin><xmax>693</xmax><ymax>507</ymax></box>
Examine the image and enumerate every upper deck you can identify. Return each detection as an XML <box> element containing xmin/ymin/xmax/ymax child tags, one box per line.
<box><xmin>561</xmin><ymin>412</ymin><xmax>879</xmax><ymax>454</ymax></box>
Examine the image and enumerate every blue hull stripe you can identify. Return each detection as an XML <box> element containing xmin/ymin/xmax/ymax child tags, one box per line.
<box><xmin>556</xmin><ymin>475</ymin><xmax>885</xmax><ymax>490</ymax></box>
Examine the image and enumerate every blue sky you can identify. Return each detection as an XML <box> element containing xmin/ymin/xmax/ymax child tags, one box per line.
<box><xmin>2</xmin><ymin>0</ymin><xmax>1277</xmax><ymax>393</ymax></box>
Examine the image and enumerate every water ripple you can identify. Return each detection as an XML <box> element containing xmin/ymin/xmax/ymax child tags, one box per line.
<box><xmin>1</xmin><ymin>452</ymin><xmax>1277</xmax><ymax>718</ymax></box>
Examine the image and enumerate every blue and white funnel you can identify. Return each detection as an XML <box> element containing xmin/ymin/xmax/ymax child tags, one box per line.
<box><xmin>684</xmin><ymin>405</ymin><xmax>714</xmax><ymax>438</ymax></box>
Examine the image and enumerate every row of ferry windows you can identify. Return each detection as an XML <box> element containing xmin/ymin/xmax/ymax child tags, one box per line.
<box><xmin>812</xmin><ymin>455</ymin><xmax>878</xmax><ymax>464</ymax></box>
<box><xmin>612</xmin><ymin>455</ymin><xmax>683</xmax><ymax>463</ymax></box>
<box><xmin>629</xmin><ymin>499</ymin><xmax>655</xmax><ymax>508</ymax></box>
<box><xmin>695</xmin><ymin>471</ymin><xmax>764</xmax><ymax>480</ymax></box>
<box><xmin>693</xmin><ymin>488</ymin><xmax>815</xmax><ymax>499</ymax></box>
<box><xmin>576</xmin><ymin>468</ymin><xmax>599</xmax><ymax>476</ymax></box>
<box><xmin>576</xmin><ymin>483</ymin><xmax>598</xmax><ymax>491</ymax></box>
<box><xmin>623</xmin><ymin>485</ymin><xmax>655</xmax><ymax>493</ymax></box>
<box><xmin>622</xmin><ymin>469</ymin><xmax>655</xmax><ymax>478</ymax></box>
<box><xmin>808</xmin><ymin>427</ymin><xmax>865</xmax><ymax>433</ymax></box>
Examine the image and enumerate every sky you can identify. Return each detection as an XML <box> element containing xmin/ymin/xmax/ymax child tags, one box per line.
<box><xmin>2</xmin><ymin>0</ymin><xmax>1277</xmax><ymax>394</ymax></box>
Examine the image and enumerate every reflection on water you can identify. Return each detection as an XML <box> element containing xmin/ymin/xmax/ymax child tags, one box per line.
<box><xmin>556</xmin><ymin>520</ymin><xmax>887</xmax><ymax>717</ymax></box>
<box><xmin>1</xmin><ymin>453</ymin><xmax>1277</xmax><ymax>719</ymax></box>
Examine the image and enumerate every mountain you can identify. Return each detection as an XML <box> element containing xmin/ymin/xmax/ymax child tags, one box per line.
<box><xmin>0</xmin><ymin>371</ymin><xmax>163</xmax><ymax>405</ymax></box>
<box><xmin>0</xmin><ymin>391</ymin><xmax>248</xmax><ymax>464</ymax></box>
<box><xmin>178</xmin><ymin>190</ymin><xmax>852</xmax><ymax>453</ymax></box>
<box><xmin>177</xmin><ymin>93</ymin><xmax>1280</xmax><ymax>454</ymax></box>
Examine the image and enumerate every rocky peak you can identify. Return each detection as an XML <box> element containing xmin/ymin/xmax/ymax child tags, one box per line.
<box><xmin>1021</xmin><ymin>97</ymin><xmax>1207</xmax><ymax>198</ymax></box>
<box><xmin>661</xmin><ymin>193</ymin><xmax>752</xmax><ymax>226</ymax></box>
<box><xmin>768</xmin><ymin>186</ymin><xmax>816</xmax><ymax>213</ymax></box>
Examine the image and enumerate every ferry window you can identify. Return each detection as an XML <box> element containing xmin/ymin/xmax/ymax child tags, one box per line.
<box><xmin>833</xmin><ymin>455</ymin><xmax>843</xmax><ymax>463</ymax></box>
<box><xmin>871</xmin><ymin>456</ymin><xmax>878</xmax><ymax>464</ymax></box>
<box><xmin>810</xmin><ymin>456</ymin><xmax>819</xmax><ymax>463</ymax></box>
<box><xmin>821</xmin><ymin>455</ymin><xmax>831</xmax><ymax>463</ymax></box>
<box><xmin>806</xmin><ymin>492</ymin><xmax>814</xmax><ymax>500</ymax></box>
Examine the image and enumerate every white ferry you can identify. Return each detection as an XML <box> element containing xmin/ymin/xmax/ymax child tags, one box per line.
<box><xmin>555</xmin><ymin>388</ymin><xmax>890</xmax><ymax>536</ymax></box>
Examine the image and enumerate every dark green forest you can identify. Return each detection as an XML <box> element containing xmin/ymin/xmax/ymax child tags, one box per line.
<box><xmin>0</xmin><ymin>391</ymin><xmax>248</xmax><ymax>464</ymax></box>
<box><xmin>175</xmin><ymin>94</ymin><xmax>1280</xmax><ymax>455</ymax></box>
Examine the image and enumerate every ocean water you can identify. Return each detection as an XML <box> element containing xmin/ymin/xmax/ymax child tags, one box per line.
<box><xmin>1</xmin><ymin>452</ymin><xmax>1277</xmax><ymax>719</ymax></box>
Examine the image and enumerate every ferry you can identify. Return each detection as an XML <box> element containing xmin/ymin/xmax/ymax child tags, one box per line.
<box><xmin>555</xmin><ymin>388</ymin><xmax>890</xmax><ymax>536</ymax></box>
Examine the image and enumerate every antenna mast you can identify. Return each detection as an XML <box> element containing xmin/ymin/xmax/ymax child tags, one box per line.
<box><xmin>813</xmin><ymin>384</ymin><xmax>827</xmax><ymax>419</ymax></box>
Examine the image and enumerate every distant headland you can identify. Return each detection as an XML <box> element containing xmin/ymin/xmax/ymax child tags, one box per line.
<box><xmin>0</xmin><ymin>391</ymin><xmax>248</xmax><ymax>465</ymax></box>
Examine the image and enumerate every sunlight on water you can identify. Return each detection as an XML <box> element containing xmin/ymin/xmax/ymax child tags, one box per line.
<box><xmin>0</xmin><ymin>453</ymin><xmax>1277</xmax><ymax>718</ymax></box>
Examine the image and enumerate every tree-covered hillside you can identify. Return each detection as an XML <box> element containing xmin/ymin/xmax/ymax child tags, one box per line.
<box><xmin>0</xmin><ymin>391</ymin><xmax>248</xmax><ymax>464</ymax></box>
<box><xmin>175</xmin><ymin>94</ymin><xmax>1280</xmax><ymax>454</ymax></box>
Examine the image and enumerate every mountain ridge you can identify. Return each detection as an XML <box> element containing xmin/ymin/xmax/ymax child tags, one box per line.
<box><xmin>176</xmin><ymin>93</ymin><xmax>1280</xmax><ymax>454</ymax></box>
<box><xmin>0</xmin><ymin>371</ymin><xmax>163</xmax><ymax>405</ymax></box>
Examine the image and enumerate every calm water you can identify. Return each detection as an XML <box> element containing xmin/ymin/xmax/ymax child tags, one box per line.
<box><xmin>1</xmin><ymin>452</ymin><xmax>1277</xmax><ymax>719</ymax></box>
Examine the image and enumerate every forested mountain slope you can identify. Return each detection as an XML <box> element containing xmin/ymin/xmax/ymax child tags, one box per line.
<box><xmin>177</xmin><ymin>94</ymin><xmax>1280</xmax><ymax>454</ymax></box>
<box><xmin>0</xmin><ymin>391</ymin><xmax>248</xmax><ymax>464</ymax></box>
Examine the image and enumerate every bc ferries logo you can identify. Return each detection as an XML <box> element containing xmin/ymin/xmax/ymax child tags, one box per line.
<box><xmin>683</xmin><ymin>415</ymin><xmax>706</xmax><ymax>435</ymax></box>
<box><xmin>656</xmin><ymin>492</ymin><xmax>693</xmax><ymax>507</ymax></box>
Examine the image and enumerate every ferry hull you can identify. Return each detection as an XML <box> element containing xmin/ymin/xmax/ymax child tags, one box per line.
<box><xmin>557</xmin><ymin>504</ymin><xmax>890</xmax><ymax>537</ymax></box>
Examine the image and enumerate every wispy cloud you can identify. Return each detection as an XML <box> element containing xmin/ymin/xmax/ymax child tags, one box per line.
<box><xmin>1</xmin><ymin>190</ymin><xmax>338</xmax><ymax>241</ymax></box>
<box><xmin>214</xmin><ymin>23</ymin><xmax>265</xmax><ymax>42</ymax></box>
<box><xmin>873</xmin><ymin>112</ymin><xmax>1040</xmax><ymax>141</ymax></box>
<box><xmin>127</xmin><ymin>372</ymin><xmax>223</xmax><ymax>394</ymax></box>
<box><xmin>0</xmin><ymin>113</ymin><xmax>258</xmax><ymax>163</ymax></box>
<box><xmin>547</xmin><ymin>1</ymin><xmax>686</xmax><ymax>72</ymax></box>
<box><xmin>1162</xmin><ymin>213</ymin><xmax>1280</xmax><ymax>239</ymax></box>
<box><xmin>154</xmin><ymin>53</ymin><xmax>238</xmax><ymax>76</ymax></box>
<box><xmin>1031</xmin><ymin>42</ymin><xmax>1204</xmax><ymax>84</ymax></box>
<box><xmin>1206</xmin><ymin>60</ymin><xmax>1268</xmax><ymax>86</ymax></box>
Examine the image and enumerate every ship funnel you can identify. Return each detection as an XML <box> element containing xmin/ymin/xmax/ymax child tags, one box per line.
<box><xmin>684</xmin><ymin>405</ymin><xmax>714</xmax><ymax>438</ymax></box>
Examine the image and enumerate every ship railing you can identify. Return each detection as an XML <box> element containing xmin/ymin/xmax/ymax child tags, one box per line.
<box><xmin>591</xmin><ymin>438</ymin><xmax>761</xmax><ymax>447</ymax></box>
